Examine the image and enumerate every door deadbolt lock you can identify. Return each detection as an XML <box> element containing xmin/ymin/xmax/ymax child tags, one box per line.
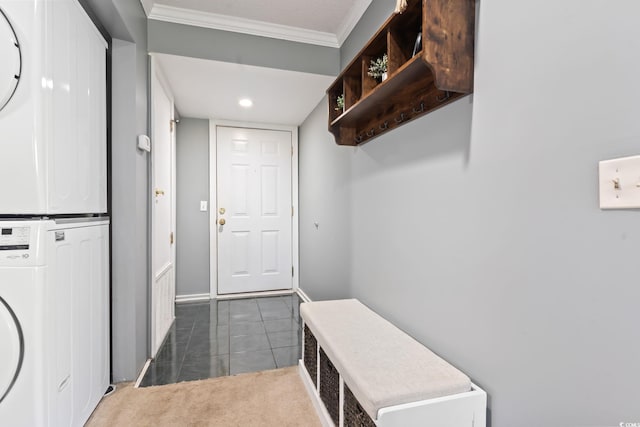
<box><xmin>218</xmin><ymin>218</ymin><xmax>226</xmax><ymax>225</ymax></box>
<box><xmin>155</xmin><ymin>189</ymin><xmax>165</xmax><ymax>197</ymax></box>
<box><xmin>219</xmin><ymin>207</ymin><xmax>226</xmax><ymax>215</ymax></box>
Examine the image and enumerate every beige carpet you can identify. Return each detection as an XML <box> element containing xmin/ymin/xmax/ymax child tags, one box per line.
<box><xmin>86</xmin><ymin>367</ymin><xmax>321</xmax><ymax>427</ymax></box>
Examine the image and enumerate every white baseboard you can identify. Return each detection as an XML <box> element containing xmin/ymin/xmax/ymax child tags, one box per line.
<box><xmin>175</xmin><ymin>293</ymin><xmax>211</xmax><ymax>303</ymax></box>
<box><xmin>178</xmin><ymin>290</ymin><xmax>307</xmax><ymax>303</ymax></box>
<box><xmin>296</xmin><ymin>288</ymin><xmax>312</xmax><ymax>302</ymax></box>
<box><xmin>215</xmin><ymin>289</ymin><xmax>294</xmax><ymax>300</ymax></box>
<box><xmin>134</xmin><ymin>358</ymin><xmax>152</xmax><ymax>388</ymax></box>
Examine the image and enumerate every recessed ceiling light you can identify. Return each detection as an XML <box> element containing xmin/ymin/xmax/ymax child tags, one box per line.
<box><xmin>239</xmin><ymin>98</ymin><xmax>253</xmax><ymax>108</ymax></box>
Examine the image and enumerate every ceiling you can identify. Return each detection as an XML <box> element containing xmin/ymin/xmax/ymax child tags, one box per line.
<box><xmin>140</xmin><ymin>0</ymin><xmax>371</xmax><ymax>47</ymax></box>
<box><xmin>141</xmin><ymin>0</ymin><xmax>370</xmax><ymax>125</ymax></box>
<box><xmin>154</xmin><ymin>54</ymin><xmax>334</xmax><ymax>125</ymax></box>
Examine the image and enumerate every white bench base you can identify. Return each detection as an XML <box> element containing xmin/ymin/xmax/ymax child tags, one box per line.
<box><xmin>299</xmin><ymin>360</ymin><xmax>486</xmax><ymax>427</ymax></box>
<box><xmin>299</xmin><ymin>361</ymin><xmax>333</xmax><ymax>427</ymax></box>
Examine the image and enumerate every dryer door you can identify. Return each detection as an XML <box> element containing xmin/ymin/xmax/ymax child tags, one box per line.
<box><xmin>0</xmin><ymin>8</ymin><xmax>21</xmax><ymax>112</ymax></box>
<box><xmin>0</xmin><ymin>297</ymin><xmax>23</xmax><ymax>404</ymax></box>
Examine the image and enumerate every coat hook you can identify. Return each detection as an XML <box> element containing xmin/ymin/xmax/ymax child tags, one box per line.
<box><xmin>412</xmin><ymin>101</ymin><xmax>425</xmax><ymax>114</ymax></box>
<box><xmin>379</xmin><ymin>121</ymin><xmax>389</xmax><ymax>130</ymax></box>
<box><xmin>437</xmin><ymin>91</ymin><xmax>451</xmax><ymax>102</ymax></box>
<box><xmin>395</xmin><ymin>113</ymin><xmax>406</xmax><ymax>123</ymax></box>
<box><xmin>366</xmin><ymin>128</ymin><xmax>375</xmax><ymax>137</ymax></box>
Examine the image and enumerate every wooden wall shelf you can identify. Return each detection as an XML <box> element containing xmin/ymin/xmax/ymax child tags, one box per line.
<box><xmin>327</xmin><ymin>0</ymin><xmax>475</xmax><ymax>146</ymax></box>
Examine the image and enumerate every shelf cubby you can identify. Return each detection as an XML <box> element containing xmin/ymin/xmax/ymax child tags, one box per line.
<box><xmin>327</xmin><ymin>0</ymin><xmax>475</xmax><ymax>146</ymax></box>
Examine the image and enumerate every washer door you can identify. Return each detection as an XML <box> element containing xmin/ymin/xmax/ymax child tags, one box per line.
<box><xmin>0</xmin><ymin>297</ymin><xmax>24</xmax><ymax>404</ymax></box>
<box><xmin>0</xmin><ymin>8</ymin><xmax>21</xmax><ymax>112</ymax></box>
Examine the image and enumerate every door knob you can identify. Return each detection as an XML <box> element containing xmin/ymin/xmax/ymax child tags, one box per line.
<box><xmin>218</xmin><ymin>218</ymin><xmax>226</xmax><ymax>225</ymax></box>
<box><xmin>155</xmin><ymin>189</ymin><xmax>165</xmax><ymax>196</ymax></box>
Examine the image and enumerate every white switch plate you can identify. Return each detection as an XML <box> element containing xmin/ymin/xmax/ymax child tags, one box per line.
<box><xmin>599</xmin><ymin>155</ymin><xmax>640</xmax><ymax>209</ymax></box>
<box><xmin>200</xmin><ymin>201</ymin><xmax>208</xmax><ymax>212</ymax></box>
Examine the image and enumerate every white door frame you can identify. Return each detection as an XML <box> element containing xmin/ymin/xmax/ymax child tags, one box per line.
<box><xmin>209</xmin><ymin>120</ymin><xmax>299</xmax><ymax>298</ymax></box>
<box><xmin>149</xmin><ymin>56</ymin><xmax>177</xmax><ymax>356</ymax></box>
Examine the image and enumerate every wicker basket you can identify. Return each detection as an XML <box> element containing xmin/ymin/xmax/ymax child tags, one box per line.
<box><xmin>303</xmin><ymin>325</ymin><xmax>317</xmax><ymax>387</ymax></box>
<box><xmin>319</xmin><ymin>348</ymin><xmax>340</xmax><ymax>425</ymax></box>
<box><xmin>344</xmin><ymin>383</ymin><xmax>376</xmax><ymax>427</ymax></box>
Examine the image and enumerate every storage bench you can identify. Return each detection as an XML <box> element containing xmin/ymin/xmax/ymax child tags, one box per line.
<box><xmin>299</xmin><ymin>299</ymin><xmax>486</xmax><ymax>427</ymax></box>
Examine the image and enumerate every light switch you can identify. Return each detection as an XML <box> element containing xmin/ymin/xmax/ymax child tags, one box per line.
<box><xmin>599</xmin><ymin>155</ymin><xmax>640</xmax><ymax>209</ymax></box>
<box><xmin>200</xmin><ymin>201</ymin><xmax>208</xmax><ymax>212</ymax></box>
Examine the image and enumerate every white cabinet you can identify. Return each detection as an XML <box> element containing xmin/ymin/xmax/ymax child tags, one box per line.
<box><xmin>0</xmin><ymin>0</ymin><xmax>107</xmax><ymax>215</ymax></box>
<box><xmin>47</xmin><ymin>221</ymin><xmax>110</xmax><ymax>427</ymax></box>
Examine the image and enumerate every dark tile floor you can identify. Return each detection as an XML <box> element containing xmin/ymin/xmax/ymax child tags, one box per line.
<box><xmin>140</xmin><ymin>294</ymin><xmax>302</xmax><ymax>387</ymax></box>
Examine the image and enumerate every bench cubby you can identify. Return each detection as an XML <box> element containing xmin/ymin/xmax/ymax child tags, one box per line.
<box><xmin>299</xmin><ymin>299</ymin><xmax>487</xmax><ymax>427</ymax></box>
<box><xmin>304</xmin><ymin>325</ymin><xmax>318</xmax><ymax>388</ymax></box>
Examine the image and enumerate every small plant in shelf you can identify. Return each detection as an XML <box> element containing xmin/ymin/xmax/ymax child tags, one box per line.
<box><xmin>368</xmin><ymin>53</ymin><xmax>388</xmax><ymax>82</ymax></box>
<box><xmin>335</xmin><ymin>94</ymin><xmax>345</xmax><ymax>112</ymax></box>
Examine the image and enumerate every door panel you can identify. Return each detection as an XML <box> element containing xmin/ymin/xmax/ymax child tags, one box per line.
<box><xmin>217</xmin><ymin>126</ymin><xmax>292</xmax><ymax>294</ymax></box>
<box><xmin>153</xmin><ymin>85</ymin><xmax>172</xmax><ymax>273</ymax></box>
<box><xmin>150</xmin><ymin>64</ymin><xmax>175</xmax><ymax>357</ymax></box>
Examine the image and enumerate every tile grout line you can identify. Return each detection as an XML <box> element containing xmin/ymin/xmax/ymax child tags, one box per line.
<box><xmin>175</xmin><ymin>320</ymin><xmax>196</xmax><ymax>382</ymax></box>
<box><xmin>257</xmin><ymin>299</ymin><xmax>279</xmax><ymax>369</ymax></box>
<box><xmin>254</xmin><ymin>298</ymin><xmax>281</xmax><ymax>370</ymax></box>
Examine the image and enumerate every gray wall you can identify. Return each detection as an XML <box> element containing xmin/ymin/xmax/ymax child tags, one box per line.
<box><xmin>299</xmin><ymin>100</ymin><xmax>352</xmax><ymax>301</ymax></box>
<box><xmin>176</xmin><ymin>118</ymin><xmax>210</xmax><ymax>297</ymax></box>
<box><xmin>148</xmin><ymin>20</ymin><xmax>340</xmax><ymax>76</ymax></box>
<box><xmin>86</xmin><ymin>0</ymin><xmax>150</xmax><ymax>382</ymax></box>
<box><xmin>299</xmin><ymin>0</ymin><xmax>640</xmax><ymax>425</ymax></box>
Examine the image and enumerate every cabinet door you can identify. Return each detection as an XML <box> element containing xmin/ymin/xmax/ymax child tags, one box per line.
<box><xmin>47</xmin><ymin>0</ymin><xmax>107</xmax><ymax>214</ymax></box>
<box><xmin>70</xmin><ymin>223</ymin><xmax>109</xmax><ymax>426</ymax></box>
<box><xmin>47</xmin><ymin>222</ymin><xmax>109</xmax><ymax>427</ymax></box>
<box><xmin>46</xmin><ymin>227</ymin><xmax>74</xmax><ymax>426</ymax></box>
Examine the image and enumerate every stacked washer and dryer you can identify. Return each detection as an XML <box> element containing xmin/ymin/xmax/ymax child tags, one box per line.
<box><xmin>0</xmin><ymin>1</ymin><xmax>109</xmax><ymax>426</ymax></box>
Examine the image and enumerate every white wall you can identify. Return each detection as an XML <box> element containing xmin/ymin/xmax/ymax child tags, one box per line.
<box><xmin>299</xmin><ymin>0</ymin><xmax>640</xmax><ymax>425</ymax></box>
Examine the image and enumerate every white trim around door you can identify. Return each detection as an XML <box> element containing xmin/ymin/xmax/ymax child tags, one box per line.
<box><xmin>209</xmin><ymin>120</ymin><xmax>299</xmax><ymax>298</ymax></box>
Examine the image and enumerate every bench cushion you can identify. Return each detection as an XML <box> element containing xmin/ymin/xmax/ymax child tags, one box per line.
<box><xmin>301</xmin><ymin>299</ymin><xmax>471</xmax><ymax>420</ymax></box>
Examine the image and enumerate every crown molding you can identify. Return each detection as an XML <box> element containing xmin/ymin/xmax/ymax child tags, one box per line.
<box><xmin>138</xmin><ymin>0</ymin><xmax>153</xmax><ymax>16</ymax></box>
<box><xmin>336</xmin><ymin>0</ymin><xmax>372</xmax><ymax>46</ymax></box>
<box><xmin>148</xmin><ymin>4</ymin><xmax>341</xmax><ymax>48</ymax></box>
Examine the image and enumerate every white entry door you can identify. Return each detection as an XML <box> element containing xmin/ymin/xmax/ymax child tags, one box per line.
<box><xmin>150</xmin><ymin>62</ymin><xmax>176</xmax><ymax>356</ymax></box>
<box><xmin>216</xmin><ymin>126</ymin><xmax>292</xmax><ymax>294</ymax></box>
